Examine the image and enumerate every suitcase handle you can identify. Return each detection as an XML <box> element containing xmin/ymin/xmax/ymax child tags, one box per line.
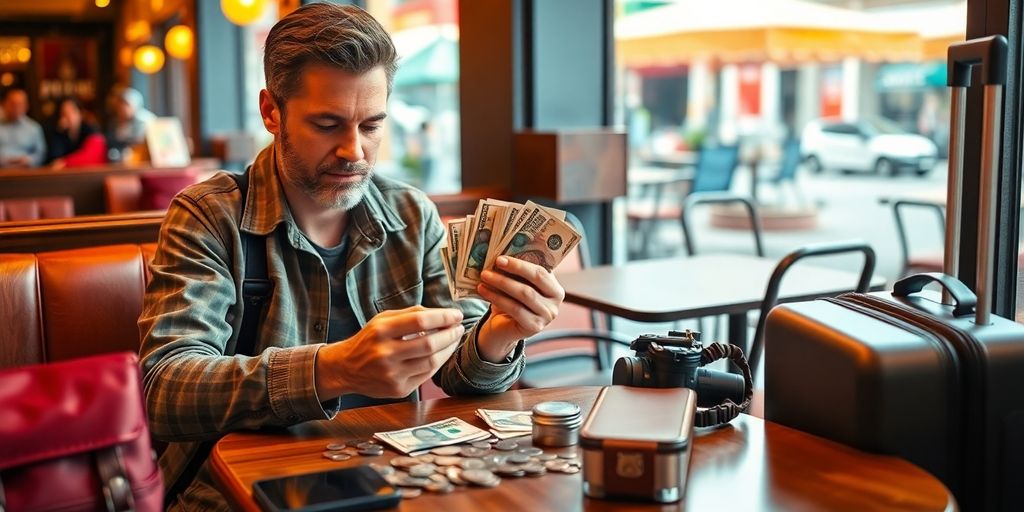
<box><xmin>892</xmin><ymin>272</ymin><xmax>977</xmax><ymax>317</ymax></box>
<box><xmin>945</xmin><ymin>35</ymin><xmax>1007</xmax><ymax>325</ymax></box>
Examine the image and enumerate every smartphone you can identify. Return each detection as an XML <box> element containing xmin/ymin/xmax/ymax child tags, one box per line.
<box><xmin>252</xmin><ymin>465</ymin><xmax>401</xmax><ymax>512</ymax></box>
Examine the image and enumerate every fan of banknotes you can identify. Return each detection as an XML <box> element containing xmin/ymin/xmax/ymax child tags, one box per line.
<box><xmin>442</xmin><ymin>199</ymin><xmax>583</xmax><ymax>300</ymax></box>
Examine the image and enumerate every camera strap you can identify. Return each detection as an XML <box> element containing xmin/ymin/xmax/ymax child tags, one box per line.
<box><xmin>694</xmin><ymin>342</ymin><xmax>754</xmax><ymax>428</ymax></box>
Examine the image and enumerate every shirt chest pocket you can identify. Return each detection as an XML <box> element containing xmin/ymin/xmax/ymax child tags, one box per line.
<box><xmin>373</xmin><ymin>280</ymin><xmax>424</xmax><ymax>314</ymax></box>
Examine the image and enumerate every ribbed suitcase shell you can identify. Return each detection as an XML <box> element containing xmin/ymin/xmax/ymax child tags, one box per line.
<box><xmin>766</xmin><ymin>290</ymin><xmax>1024</xmax><ymax>510</ymax></box>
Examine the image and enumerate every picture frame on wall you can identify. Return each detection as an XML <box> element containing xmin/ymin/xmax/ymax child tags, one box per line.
<box><xmin>146</xmin><ymin>117</ymin><xmax>191</xmax><ymax>168</ymax></box>
<box><xmin>35</xmin><ymin>36</ymin><xmax>99</xmax><ymax>120</ymax></box>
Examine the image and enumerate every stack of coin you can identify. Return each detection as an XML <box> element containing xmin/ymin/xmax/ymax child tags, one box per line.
<box><xmin>531</xmin><ymin>401</ymin><xmax>583</xmax><ymax>447</ymax></box>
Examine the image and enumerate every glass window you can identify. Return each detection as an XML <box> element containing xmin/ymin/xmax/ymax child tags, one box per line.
<box><xmin>365</xmin><ymin>0</ymin><xmax>461</xmax><ymax>194</ymax></box>
<box><xmin>615</xmin><ymin>0</ymin><xmax>966</xmax><ymax>293</ymax></box>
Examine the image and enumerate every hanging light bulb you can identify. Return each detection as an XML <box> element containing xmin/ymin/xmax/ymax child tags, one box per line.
<box><xmin>164</xmin><ymin>25</ymin><xmax>194</xmax><ymax>60</ymax></box>
<box><xmin>220</xmin><ymin>0</ymin><xmax>267</xmax><ymax>26</ymax></box>
<box><xmin>134</xmin><ymin>45</ymin><xmax>165</xmax><ymax>74</ymax></box>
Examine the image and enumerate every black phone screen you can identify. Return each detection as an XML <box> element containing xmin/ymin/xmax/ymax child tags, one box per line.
<box><xmin>252</xmin><ymin>465</ymin><xmax>400</xmax><ymax>512</ymax></box>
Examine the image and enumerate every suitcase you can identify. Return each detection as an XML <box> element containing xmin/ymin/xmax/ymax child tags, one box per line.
<box><xmin>764</xmin><ymin>35</ymin><xmax>1024</xmax><ymax>512</ymax></box>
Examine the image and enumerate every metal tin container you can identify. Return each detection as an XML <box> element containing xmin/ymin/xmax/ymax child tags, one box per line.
<box><xmin>580</xmin><ymin>386</ymin><xmax>697</xmax><ymax>503</ymax></box>
<box><xmin>531</xmin><ymin>401</ymin><xmax>582</xmax><ymax>447</ymax></box>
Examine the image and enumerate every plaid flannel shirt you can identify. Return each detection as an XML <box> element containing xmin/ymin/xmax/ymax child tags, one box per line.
<box><xmin>139</xmin><ymin>145</ymin><xmax>524</xmax><ymax>510</ymax></box>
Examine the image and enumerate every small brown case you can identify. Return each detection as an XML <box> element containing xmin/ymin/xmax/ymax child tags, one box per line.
<box><xmin>579</xmin><ymin>386</ymin><xmax>697</xmax><ymax>503</ymax></box>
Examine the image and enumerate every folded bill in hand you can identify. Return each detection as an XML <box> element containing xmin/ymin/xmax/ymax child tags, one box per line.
<box><xmin>441</xmin><ymin>199</ymin><xmax>583</xmax><ymax>300</ymax></box>
<box><xmin>373</xmin><ymin>417</ymin><xmax>490</xmax><ymax>454</ymax></box>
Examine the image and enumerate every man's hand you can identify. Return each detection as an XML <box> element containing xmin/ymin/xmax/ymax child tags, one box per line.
<box><xmin>476</xmin><ymin>255</ymin><xmax>565</xmax><ymax>363</ymax></box>
<box><xmin>315</xmin><ymin>306</ymin><xmax>465</xmax><ymax>400</ymax></box>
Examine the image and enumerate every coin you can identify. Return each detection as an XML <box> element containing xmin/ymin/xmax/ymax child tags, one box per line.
<box><xmin>536</xmin><ymin>453</ymin><xmax>558</xmax><ymax>461</ymax></box>
<box><xmin>428</xmin><ymin>473</ymin><xmax>449</xmax><ymax>484</ymax></box>
<box><xmin>397</xmin><ymin>476</ymin><xmax>432</xmax><ymax>488</ymax></box>
<box><xmin>369</xmin><ymin>463</ymin><xmax>394</xmax><ymax>476</ymax></box>
<box><xmin>408</xmin><ymin>464</ymin><xmax>438</xmax><ymax>478</ymax></box>
<box><xmin>358</xmin><ymin>447</ymin><xmax>384</xmax><ymax>456</ymax></box>
<box><xmin>325</xmin><ymin>442</ymin><xmax>347</xmax><ymax>451</ymax></box>
<box><xmin>494</xmin><ymin>440</ymin><xmax>519</xmax><ymax>451</ymax></box>
<box><xmin>445</xmin><ymin>466</ymin><xmax>466</xmax><ymax>485</ymax></box>
<box><xmin>416</xmin><ymin>454</ymin><xmax>437</xmax><ymax>464</ymax></box>
<box><xmin>460</xmin><ymin>446</ymin><xmax>489</xmax><ymax>458</ymax></box>
<box><xmin>557</xmin><ymin>452</ymin><xmax>577</xmax><ymax>459</ymax></box>
<box><xmin>425</xmin><ymin>481</ymin><xmax>454</xmax><ymax>493</ymax></box>
<box><xmin>357</xmin><ymin>441</ymin><xmax>380</xmax><ymax>451</ymax></box>
<box><xmin>494</xmin><ymin>463</ymin><xmax>525</xmax><ymax>477</ymax></box>
<box><xmin>460</xmin><ymin>458</ymin><xmax>487</xmax><ymax>470</ymax></box>
<box><xmin>431</xmin><ymin>446</ymin><xmax>463</xmax><ymax>456</ymax></box>
<box><xmin>346</xmin><ymin>439</ymin><xmax>368</xmax><ymax>448</ymax></box>
<box><xmin>563</xmin><ymin>466</ymin><xmax>581</xmax><ymax>474</ymax></box>
<box><xmin>398</xmin><ymin>488</ymin><xmax>422</xmax><ymax>499</ymax></box>
<box><xmin>433</xmin><ymin>456</ymin><xmax>462</xmax><ymax>467</ymax></box>
<box><xmin>322</xmin><ymin>451</ymin><xmax>352</xmax><ymax>462</ymax></box>
<box><xmin>522</xmin><ymin>463</ymin><xmax>547</xmax><ymax>476</ymax></box>
<box><xmin>516</xmin><ymin>447</ymin><xmax>544</xmax><ymax>457</ymax></box>
<box><xmin>544</xmin><ymin>460</ymin><xmax>570</xmax><ymax>472</ymax></box>
<box><xmin>507</xmin><ymin>453</ymin><xmax>531</xmax><ymax>464</ymax></box>
<box><xmin>481</xmin><ymin>454</ymin><xmax>507</xmax><ymax>467</ymax></box>
<box><xmin>390</xmin><ymin>456</ymin><xmax>420</xmax><ymax>469</ymax></box>
<box><xmin>461</xmin><ymin>469</ymin><xmax>501</xmax><ymax>488</ymax></box>
<box><xmin>471</xmin><ymin>441</ymin><xmax>492</xmax><ymax>449</ymax></box>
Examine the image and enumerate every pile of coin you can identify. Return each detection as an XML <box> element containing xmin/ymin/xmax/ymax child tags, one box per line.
<box><xmin>324</xmin><ymin>436</ymin><xmax>582</xmax><ymax>500</ymax></box>
<box><xmin>321</xmin><ymin>439</ymin><xmax>384</xmax><ymax>461</ymax></box>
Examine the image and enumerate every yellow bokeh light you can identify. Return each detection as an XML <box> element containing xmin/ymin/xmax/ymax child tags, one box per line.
<box><xmin>16</xmin><ymin>47</ymin><xmax>30</xmax><ymax>63</ymax></box>
<box><xmin>96</xmin><ymin>0</ymin><xmax>110</xmax><ymax>7</ymax></box>
<box><xmin>134</xmin><ymin>45</ymin><xmax>165</xmax><ymax>74</ymax></box>
<box><xmin>164</xmin><ymin>25</ymin><xmax>194</xmax><ymax>60</ymax></box>
<box><xmin>1</xmin><ymin>73</ymin><xmax>14</xmax><ymax>87</ymax></box>
<box><xmin>221</xmin><ymin>0</ymin><xmax>268</xmax><ymax>26</ymax></box>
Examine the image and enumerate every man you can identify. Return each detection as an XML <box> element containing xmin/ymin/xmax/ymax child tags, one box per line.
<box><xmin>138</xmin><ymin>4</ymin><xmax>564</xmax><ymax>510</ymax></box>
<box><xmin>107</xmin><ymin>86</ymin><xmax>156</xmax><ymax>159</ymax></box>
<box><xmin>0</xmin><ymin>88</ymin><xmax>46</xmax><ymax>167</ymax></box>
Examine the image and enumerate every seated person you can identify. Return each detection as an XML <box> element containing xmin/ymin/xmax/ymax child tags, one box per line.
<box><xmin>0</xmin><ymin>88</ymin><xmax>46</xmax><ymax>167</ymax></box>
<box><xmin>106</xmin><ymin>86</ymin><xmax>155</xmax><ymax>161</ymax></box>
<box><xmin>138</xmin><ymin>4</ymin><xmax>565</xmax><ymax>510</ymax></box>
<box><xmin>46</xmin><ymin>97</ymin><xmax>107</xmax><ymax>168</ymax></box>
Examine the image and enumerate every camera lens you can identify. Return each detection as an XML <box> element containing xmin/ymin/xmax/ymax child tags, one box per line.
<box><xmin>612</xmin><ymin>357</ymin><xmax>646</xmax><ymax>386</ymax></box>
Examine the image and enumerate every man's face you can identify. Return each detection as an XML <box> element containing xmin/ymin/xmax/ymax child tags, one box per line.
<box><xmin>2</xmin><ymin>91</ymin><xmax>27</xmax><ymax>121</ymax></box>
<box><xmin>263</xmin><ymin>64</ymin><xmax>388</xmax><ymax>211</ymax></box>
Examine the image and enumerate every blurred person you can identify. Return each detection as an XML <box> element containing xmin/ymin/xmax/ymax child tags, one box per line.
<box><xmin>0</xmin><ymin>88</ymin><xmax>46</xmax><ymax>167</ymax></box>
<box><xmin>139</xmin><ymin>4</ymin><xmax>565</xmax><ymax>510</ymax></box>
<box><xmin>107</xmin><ymin>86</ymin><xmax>156</xmax><ymax>160</ymax></box>
<box><xmin>46</xmin><ymin>97</ymin><xmax>107</xmax><ymax>168</ymax></box>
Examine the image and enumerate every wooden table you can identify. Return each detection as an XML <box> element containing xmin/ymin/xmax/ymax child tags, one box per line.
<box><xmin>557</xmin><ymin>254</ymin><xmax>886</xmax><ymax>348</ymax></box>
<box><xmin>210</xmin><ymin>387</ymin><xmax>954</xmax><ymax>511</ymax></box>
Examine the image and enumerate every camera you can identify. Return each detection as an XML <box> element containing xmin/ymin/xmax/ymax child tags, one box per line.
<box><xmin>612</xmin><ymin>330</ymin><xmax>746</xmax><ymax>408</ymax></box>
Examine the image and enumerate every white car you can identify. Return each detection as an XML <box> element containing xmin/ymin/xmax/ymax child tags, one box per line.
<box><xmin>801</xmin><ymin>118</ymin><xmax>939</xmax><ymax>176</ymax></box>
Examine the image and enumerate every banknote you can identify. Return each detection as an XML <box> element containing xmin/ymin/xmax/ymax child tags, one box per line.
<box><xmin>483</xmin><ymin>201</ymin><xmax>525</xmax><ymax>272</ymax></box>
<box><xmin>495</xmin><ymin>207</ymin><xmax>582</xmax><ymax>271</ymax></box>
<box><xmin>456</xmin><ymin>214</ymin><xmax>475</xmax><ymax>284</ymax></box>
<box><xmin>477</xmin><ymin>408</ymin><xmax>533</xmax><ymax>432</ymax></box>
<box><xmin>459</xmin><ymin>200</ymin><xmax>504</xmax><ymax>288</ymax></box>
<box><xmin>373</xmin><ymin>417</ymin><xmax>490</xmax><ymax>454</ymax></box>
<box><xmin>439</xmin><ymin>245</ymin><xmax>456</xmax><ymax>299</ymax></box>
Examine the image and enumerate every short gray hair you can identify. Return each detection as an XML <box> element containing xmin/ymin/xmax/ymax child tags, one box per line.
<box><xmin>263</xmin><ymin>2</ymin><xmax>398</xmax><ymax>106</ymax></box>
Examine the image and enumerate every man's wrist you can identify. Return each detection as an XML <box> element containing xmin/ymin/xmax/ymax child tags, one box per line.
<box><xmin>476</xmin><ymin>315</ymin><xmax>519</xmax><ymax>363</ymax></box>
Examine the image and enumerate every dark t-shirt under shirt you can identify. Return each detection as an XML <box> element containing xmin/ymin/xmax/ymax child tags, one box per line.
<box><xmin>307</xmin><ymin>233</ymin><xmax>416</xmax><ymax>410</ymax></box>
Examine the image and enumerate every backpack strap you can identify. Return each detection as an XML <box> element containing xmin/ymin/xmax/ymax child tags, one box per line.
<box><xmin>164</xmin><ymin>169</ymin><xmax>272</xmax><ymax>505</ymax></box>
<box><xmin>231</xmin><ymin>170</ymin><xmax>273</xmax><ymax>357</ymax></box>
